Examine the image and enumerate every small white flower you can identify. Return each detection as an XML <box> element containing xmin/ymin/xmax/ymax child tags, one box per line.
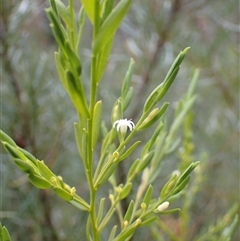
<box><xmin>157</xmin><ymin>201</ymin><xmax>170</xmax><ymax>212</ymax></box>
<box><xmin>113</xmin><ymin>118</ymin><xmax>135</xmax><ymax>133</ymax></box>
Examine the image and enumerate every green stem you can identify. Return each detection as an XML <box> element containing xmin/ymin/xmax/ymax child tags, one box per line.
<box><xmin>87</xmin><ymin>1</ymin><xmax>101</xmax><ymax>239</ymax></box>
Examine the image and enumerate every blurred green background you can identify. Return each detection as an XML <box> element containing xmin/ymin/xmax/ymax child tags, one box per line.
<box><xmin>1</xmin><ymin>0</ymin><xmax>239</xmax><ymax>240</ymax></box>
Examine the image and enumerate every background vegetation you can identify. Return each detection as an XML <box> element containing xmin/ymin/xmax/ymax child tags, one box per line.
<box><xmin>1</xmin><ymin>0</ymin><xmax>239</xmax><ymax>240</ymax></box>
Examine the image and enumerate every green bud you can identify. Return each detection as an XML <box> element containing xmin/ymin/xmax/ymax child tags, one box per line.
<box><xmin>28</xmin><ymin>174</ymin><xmax>52</xmax><ymax>189</ymax></box>
<box><xmin>134</xmin><ymin>218</ymin><xmax>142</xmax><ymax>227</ymax></box>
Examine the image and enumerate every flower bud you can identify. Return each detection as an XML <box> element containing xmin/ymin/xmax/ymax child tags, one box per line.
<box><xmin>157</xmin><ymin>201</ymin><xmax>170</xmax><ymax>212</ymax></box>
<box><xmin>71</xmin><ymin>187</ymin><xmax>76</xmax><ymax>195</ymax></box>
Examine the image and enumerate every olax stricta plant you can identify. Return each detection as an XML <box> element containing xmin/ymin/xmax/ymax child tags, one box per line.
<box><xmin>2</xmin><ymin>0</ymin><xmax>211</xmax><ymax>240</ymax></box>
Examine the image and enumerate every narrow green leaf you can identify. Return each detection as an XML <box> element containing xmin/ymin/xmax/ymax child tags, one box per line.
<box><xmin>138</xmin><ymin>103</ymin><xmax>168</xmax><ymax>130</ymax></box>
<box><xmin>14</xmin><ymin>159</ymin><xmax>36</xmax><ymax>174</ymax></box>
<box><xmin>54</xmin><ymin>187</ymin><xmax>73</xmax><ymax>201</ymax></box>
<box><xmin>28</xmin><ymin>174</ymin><xmax>52</xmax><ymax>189</ymax></box>
<box><xmin>64</xmin><ymin>40</ymin><xmax>82</xmax><ymax>75</ymax></box>
<box><xmin>0</xmin><ymin>225</ymin><xmax>12</xmax><ymax>241</ymax></box>
<box><xmin>140</xmin><ymin>216</ymin><xmax>158</xmax><ymax>227</ymax></box>
<box><xmin>37</xmin><ymin>160</ymin><xmax>55</xmax><ymax>181</ymax></box>
<box><xmin>126</xmin><ymin>158</ymin><xmax>140</xmax><ymax>181</ymax></box>
<box><xmin>172</xmin><ymin>176</ymin><xmax>191</xmax><ymax>195</ymax></box>
<box><xmin>141</xmin><ymin>122</ymin><xmax>164</xmax><ymax>156</ymax></box>
<box><xmin>101</xmin><ymin>129</ymin><xmax>117</xmax><ymax>156</ymax></box>
<box><xmin>17</xmin><ymin>147</ymin><xmax>37</xmax><ymax>166</ymax></box>
<box><xmin>161</xmin><ymin>47</ymin><xmax>190</xmax><ymax>88</ymax></box>
<box><xmin>160</xmin><ymin>173</ymin><xmax>178</xmax><ymax>200</ymax></box>
<box><xmin>55</xmin><ymin>0</ymin><xmax>72</xmax><ymax>29</ymax></box>
<box><xmin>0</xmin><ymin>130</ymin><xmax>17</xmax><ymax>147</ymax></box>
<box><xmin>76</xmin><ymin>6</ymin><xmax>85</xmax><ymax>51</ymax></box>
<box><xmin>82</xmin><ymin>128</ymin><xmax>88</xmax><ymax>166</ymax></box>
<box><xmin>92</xmin><ymin>101</ymin><xmax>102</xmax><ymax>149</ymax></box>
<box><xmin>168</xmin><ymin>95</ymin><xmax>197</xmax><ymax>141</ymax></box>
<box><xmin>96</xmin><ymin>37</ymin><xmax>114</xmax><ymax>83</ymax></box>
<box><xmin>187</xmin><ymin>68</ymin><xmax>199</xmax><ymax>99</ymax></box>
<box><xmin>122</xmin><ymin>87</ymin><xmax>133</xmax><ymax>111</ymax></box>
<box><xmin>102</xmin><ymin>0</ymin><xmax>115</xmax><ymax>22</ymax></box>
<box><xmin>69</xmin><ymin>198</ymin><xmax>89</xmax><ymax>211</ymax></box>
<box><xmin>93</xmin><ymin>0</ymin><xmax>133</xmax><ymax>55</ymax></box>
<box><xmin>113</xmin><ymin>225</ymin><xmax>136</xmax><ymax>241</ymax></box>
<box><xmin>157</xmin><ymin>67</ymin><xmax>180</xmax><ymax>102</ymax></box>
<box><xmin>50</xmin><ymin>0</ymin><xmax>59</xmax><ymax>15</ymax></box>
<box><xmin>2</xmin><ymin>142</ymin><xmax>25</xmax><ymax>160</ymax></box>
<box><xmin>108</xmin><ymin>225</ymin><xmax>118</xmax><ymax>241</ymax></box>
<box><xmin>224</xmin><ymin>214</ymin><xmax>239</xmax><ymax>239</ymax></box>
<box><xmin>142</xmin><ymin>185</ymin><xmax>153</xmax><ymax>208</ymax></box>
<box><xmin>81</xmin><ymin>0</ymin><xmax>95</xmax><ymax>24</ymax></box>
<box><xmin>119</xmin><ymin>141</ymin><xmax>141</xmax><ymax>161</ymax></box>
<box><xmin>66</xmin><ymin>70</ymin><xmax>90</xmax><ymax>117</ymax></box>
<box><xmin>121</xmin><ymin>58</ymin><xmax>135</xmax><ymax>98</ymax></box>
<box><xmin>175</xmin><ymin>161</ymin><xmax>200</xmax><ymax>186</ymax></box>
<box><xmin>155</xmin><ymin>208</ymin><xmax>181</xmax><ymax>215</ymax></box>
<box><xmin>120</xmin><ymin>182</ymin><xmax>132</xmax><ymax>200</ymax></box>
<box><xmin>46</xmin><ymin>9</ymin><xmax>67</xmax><ymax>48</ymax></box>
<box><xmin>123</xmin><ymin>200</ymin><xmax>134</xmax><ymax>223</ymax></box>
<box><xmin>111</xmin><ymin>98</ymin><xmax>122</xmax><ymax>123</ymax></box>
<box><xmin>137</xmin><ymin>151</ymin><xmax>154</xmax><ymax>173</ymax></box>
<box><xmin>97</xmin><ymin>198</ymin><xmax>105</xmax><ymax>224</ymax></box>
<box><xmin>54</xmin><ymin>52</ymin><xmax>68</xmax><ymax>88</ymax></box>
<box><xmin>74</xmin><ymin>122</ymin><xmax>83</xmax><ymax>160</ymax></box>
<box><xmin>95</xmin><ymin>161</ymin><xmax>118</xmax><ymax>188</ymax></box>
<box><xmin>143</xmin><ymin>84</ymin><xmax>163</xmax><ymax>113</ymax></box>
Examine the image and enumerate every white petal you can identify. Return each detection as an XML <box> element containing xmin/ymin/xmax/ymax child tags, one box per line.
<box><xmin>113</xmin><ymin>120</ymin><xmax>120</xmax><ymax>128</ymax></box>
